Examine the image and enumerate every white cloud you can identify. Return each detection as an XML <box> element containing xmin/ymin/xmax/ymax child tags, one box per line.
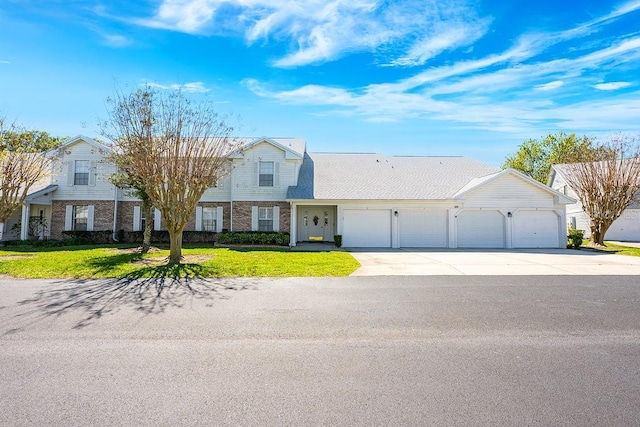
<box><xmin>592</xmin><ymin>82</ymin><xmax>632</xmax><ymax>90</ymax></box>
<box><xmin>0</xmin><ymin>60</ymin><xmax>9</xmax><ymax>64</ymax></box>
<box><xmin>146</xmin><ymin>81</ymin><xmax>211</xmax><ymax>93</ymax></box>
<box><xmin>535</xmin><ymin>81</ymin><xmax>564</xmax><ymax>91</ymax></box>
<box><xmin>134</xmin><ymin>0</ymin><xmax>488</xmax><ymax>67</ymax></box>
<box><xmin>101</xmin><ymin>34</ymin><xmax>131</xmax><ymax>47</ymax></box>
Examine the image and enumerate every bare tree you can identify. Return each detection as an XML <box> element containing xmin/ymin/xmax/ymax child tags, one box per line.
<box><xmin>562</xmin><ymin>135</ymin><xmax>640</xmax><ymax>246</ymax></box>
<box><xmin>0</xmin><ymin>118</ymin><xmax>58</xmax><ymax>226</ymax></box>
<box><xmin>102</xmin><ymin>86</ymin><xmax>239</xmax><ymax>264</ymax></box>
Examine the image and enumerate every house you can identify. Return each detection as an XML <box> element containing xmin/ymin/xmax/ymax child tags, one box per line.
<box><xmin>549</xmin><ymin>164</ymin><xmax>640</xmax><ymax>241</ymax></box>
<box><xmin>5</xmin><ymin>135</ymin><xmax>574</xmax><ymax>248</ymax></box>
<box><xmin>288</xmin><ymin>153</ymin><xmax>574</xmax><ymax>248</ymax></box>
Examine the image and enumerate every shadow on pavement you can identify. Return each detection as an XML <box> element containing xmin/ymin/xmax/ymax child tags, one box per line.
<box><xmin>10</xmin><ymin>264</ymin><xmax>259</xmax><ymax>330</ymax></box>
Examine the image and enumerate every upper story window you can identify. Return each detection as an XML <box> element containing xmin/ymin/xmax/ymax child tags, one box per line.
<box><xmin>259</xmin><ymin>161</ymin><xmax>274</xmax><ymax>187</ymax></box>
<box><xmin>74</xmin><ymin>160</ymin><xmax>90</xmax><ymax>185</ymax></box>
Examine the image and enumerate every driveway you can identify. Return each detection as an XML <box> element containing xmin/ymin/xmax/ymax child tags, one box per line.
<box><xmin>348</xmin><ymin>248</ymin><xmax>640</xmax><ymax>275</ymax></box>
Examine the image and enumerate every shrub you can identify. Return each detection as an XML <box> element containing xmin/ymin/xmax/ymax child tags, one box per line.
<box><xmin>334</xmin><ymin>234</ymin><xmax>342</xmax><ymax>248</ymax></box>
<box><xmin>216</xmin><ymin>231</ymin><xmax>290</xmax><ymax>246</ymax></box>
<box><xmin>567</xmin><ymin>228</ymin><xmax>584</xmax><ymax>249</ymax></box>
<box><xmin>62</xmin><ymin>230</ymin><xmax>113</xmax><ymax>244</ymax></box>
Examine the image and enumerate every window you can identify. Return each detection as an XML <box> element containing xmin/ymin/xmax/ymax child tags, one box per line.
<box><xmin>202</xmin><ymin>207</ymin><xmax>216</xmax><ymax>231</ymax></box>
<box><xmin>74</xmin><ymin>160</ymin><xmax>90</xmax><ymax>185</ymax></box>
<box><xmin>140</xmin><ymin>208</ymin><xmax>147</xmax><ymax>231</ymax></box>
<box><xmin>258</xmin><ymin>207</ymin><xmax>273</xmax><ymax>232</ymax></box>
<box><xmin>259</xmin><ymin>161</ymin><xmax>274</xmax><ymax>187</ymax></box>
<box><xmin>73</xmin><ymin>205</ymin><xmax>88</xmax><ymax>231</ymax></box>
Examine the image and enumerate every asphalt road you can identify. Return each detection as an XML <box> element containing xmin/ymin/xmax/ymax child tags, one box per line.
<box><xmin>1</xmin><ymin>276</ymin><xmax>640</xmax><ymax>426</ymax></box>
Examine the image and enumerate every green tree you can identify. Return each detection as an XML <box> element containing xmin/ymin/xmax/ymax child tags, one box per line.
<box><xmin>0</xmin><ymin>118</ymin><xmax>61</xmax><ymax>226</ymax></box>
<box><xmin>503</xmin><ymin>132</ymin><xmax>596</xmax><ymax>183</ymax></box>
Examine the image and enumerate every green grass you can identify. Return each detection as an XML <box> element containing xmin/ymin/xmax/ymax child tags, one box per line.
<box><xmin>0</xmin><ymin>244</ymin><xmax>361</xmax><ymax>279</ymax></box>
<box><xmin>599</xmin><ymin>242</ymin><xmax>640</xmax><ymax>257</ymax></box>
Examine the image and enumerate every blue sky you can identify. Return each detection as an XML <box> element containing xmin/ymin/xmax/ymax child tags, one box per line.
<box><xmin>1</xmin><ymin>0</ymin><xmax>638</xmax><ymax>166</ymax></box>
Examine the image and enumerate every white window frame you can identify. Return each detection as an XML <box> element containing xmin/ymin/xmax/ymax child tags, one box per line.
<box><xmin>259</xmin><ymin>161</ymin><xmax>274</xmax><ymax>187</ymax></box>
<box><xmin>258</xmin><ymin>207</ymin><xmax>273</xmax><ymax>232</ymax></box>
<box><xmin>74</xmin><ymin>160</ymin><xmax>91</xmax><ymax>186</ymax></box>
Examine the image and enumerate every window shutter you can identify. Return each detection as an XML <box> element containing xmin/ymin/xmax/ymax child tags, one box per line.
<box><xmin>87</xmin><ymin>205</ymin><xmax>95</xmax><ymax>231</ymax></box>
<box><xmin>253</xmin><ymin>162</ymin><xmax>259</xmax><ymax>187</ymax></box>
<box><xmin>195</xmin><ymin>206</ymin><xmax>203</xmax><ymax>232</ymax></box>
<box><xmin>273</xmin><ymin>206</ymin><xmax>280</xmax><ymax>232</ymax></box>
<box><xmin>89</xmin><ymin>161</ymin><xmax>97</xmax><ymax>186</ymax></box>
<box><xmin>154</xmin><ymin>209</ymin><xmax>161</xmax><ymax>231</ymax></box>
<box><xmin>133</xmin><ymin>206</ymin><xmax>141</xmax><ymax>232</ymax></box>
<box><xmin>274</xmin><ymin>162</ymin><xmax>280</xmax><ymax>187</ymax></box>
<box><xmin>65</xmin><ymin>205</ymin><xmax>73</xmax><ymax>230</ymax></box>
<box><xmin>251</xmin><ymin>206</ymin><xmax>258</xmax><ymax>231</ymax></box>
<box><xmin>67</xmin><ymin>162</ymin><xmax>74</xmax><ymax>186</ymax></box>
<box><xmin>216</xmin><ymin>207</ymin><xmax>223</xmax><ymax>232</ymax></box>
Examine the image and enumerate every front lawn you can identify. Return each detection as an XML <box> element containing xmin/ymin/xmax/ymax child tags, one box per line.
<box><xmin>0</xmin><ymin>245</ymin><xmax>360</xmax><ymax>278</ymax></box>
<box><xmin>600</xmin><ymin>242</ymin><xmax>640</xmax><ymax>257</ymax></box>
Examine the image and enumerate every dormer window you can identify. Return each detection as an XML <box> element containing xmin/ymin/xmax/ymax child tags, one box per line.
<box><xmin>74</xmin><ymin>160</ymin><xmax>90</xmax><ymax>185</ymax></box>
<box><xmin>259</xmin><ymin>161</ymin><xmax>274</xmax><ymax>187</ymax></box>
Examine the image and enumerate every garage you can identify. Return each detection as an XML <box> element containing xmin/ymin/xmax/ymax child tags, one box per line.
<box><xmin>399</xmin><ymin>209</ymin><xmax>448</xmax><ymax>247</ymax></box>
<box><xmin>512</xmin><ymin>210</ymin><xmax>559</xmax><ymax>248</ymax></box>
<box><xmin>605</xmin><ymin>209</ymin><xmax>640</xmax><ymax>241</ymax></box>
<box><xmin>342</xmin><ymin>209</ymin><xmax>391</xmax><ymax>247</ymax></box>
<box><xmin>457</xmin><ymin>210</ymin><xmax>505</xmax><ymax>248</ymax></box>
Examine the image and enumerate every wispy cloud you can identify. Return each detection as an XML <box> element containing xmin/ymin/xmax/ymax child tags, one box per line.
<box><xmin>0</xmin><ymin>60</ymin><xmax>9</xmax><ymax>64</ymax></box>
<box><xmin>535</xmin><ymin>81</ymin><xmax>564</xmax><ymax>91</ymax></box>
<box><xmin>145</xmin><ymin>81</ymin><xmax>211</xmax><ymax>93</ymax></box>
<box><xmin>132</xmin><ymin>0</ymin><xmax>488</xmax><ymax>67</ymax></box>
<box><xmin>101</xmin><ymin>33</ymin><xmax>131</xmax><ymax>47</ymax></box>
<box><xmin>592</xmin><ymin>82</ymin><xmax>632</xmax><ymax>90</ymax></box>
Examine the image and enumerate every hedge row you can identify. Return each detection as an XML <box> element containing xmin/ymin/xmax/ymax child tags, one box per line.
<box><xmin>216</xmin><ymin>231</ymin><xmax>290</xmax><ymax>246</ymax></box>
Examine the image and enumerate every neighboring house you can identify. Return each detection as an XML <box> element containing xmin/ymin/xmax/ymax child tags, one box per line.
<box><xmin>549</xmin><ymin>164</ymin><xmax>640</xmax><ymax>241</ymax></box>
<box><xmin>10</xmin><ymin>135</ymin><xmax>575</xmax><ymax>248</ymax></box>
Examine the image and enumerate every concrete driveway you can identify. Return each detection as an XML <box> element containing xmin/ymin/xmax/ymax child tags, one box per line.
<box><xmin>348</xmin><ymin>248</ymin><xmax>640</xmax><ymax>275</ymax></box>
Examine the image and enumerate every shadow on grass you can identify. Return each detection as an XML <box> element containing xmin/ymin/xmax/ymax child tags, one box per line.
<box><xmin>10</xmin><ymin>263</ymin><xmax>259</xmax><ymax>331</ymax></box>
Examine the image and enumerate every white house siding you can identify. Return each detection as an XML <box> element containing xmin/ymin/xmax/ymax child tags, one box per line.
<box><xmin>52</xmin><ymin>141</ymin><xmax>117</xmax><ymax>201</ymax></box>
<box><xmin>463</xmin><ymin>174</ymin><xmax>555</xmax><ymax>209</ymax></box>
<box><xmin>0</xmin><ymin>210</ymin><xmax>22</xmax><ymax>241</ymax></box>
<box><xmin>230</xmin><ymin>142</ymin><xmax>302</xmax><ymax>202</ymax></box>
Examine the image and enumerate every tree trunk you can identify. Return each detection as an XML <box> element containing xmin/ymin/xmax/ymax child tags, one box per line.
<box><xmin>141</xmin><ymin>202</ymin><xmax>153</xmax><ymax>254</ymax></box>
<box><xmin>168</xmin><ymin>228</ymin><xmax>184</xmax><ymax>264</ymax></box>
<box><xmin>590</xmin><ymin>221</ymin><xmax>611</xmax><ymax>246</ymax></box>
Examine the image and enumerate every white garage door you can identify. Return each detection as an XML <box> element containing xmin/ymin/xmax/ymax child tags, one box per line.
<box><xmin>343</xmin><ymin>209</ymin><xmax>391</xmax><ymax>248</ymax></box>
<box><xmin>513</xmin><ymin>210</ymin><xmax>559</xmax><ymax>248</ymax></box>
<box><xmin>399</xmin><ymin>210</ymin><xmax>447</xmax><ymax>247</ymax></box>
<box><xmin>457</xmin><ymin>210</ymin><xmax>505</xmax><ymax>248</ymax></box>
<box><xmin>605</xmin><ymin>209</ymin><xmax>640</xmax><ymax>241</ymax></box>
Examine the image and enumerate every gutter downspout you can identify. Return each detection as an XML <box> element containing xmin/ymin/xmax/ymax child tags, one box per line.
<box><xmin>112</xmin><ymin>185</ymin><xmax>119</xmax><ymax>242</ymax></box>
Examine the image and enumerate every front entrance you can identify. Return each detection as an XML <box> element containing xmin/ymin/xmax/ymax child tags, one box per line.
<box><xmin>298</xmin><ymin>206</ymin><xmax>335</xmax><ymax>242</ymax></box>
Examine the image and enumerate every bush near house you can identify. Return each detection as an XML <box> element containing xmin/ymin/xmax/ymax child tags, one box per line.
<box><xmin>216</xmin><ymin>231</ymin><xmax>290</xmax><ymax>246</ymax></box>
<box><xmin>567</xmin><ymin>228</ymin><xmax>585</xmax><ymax>249</ymax></box>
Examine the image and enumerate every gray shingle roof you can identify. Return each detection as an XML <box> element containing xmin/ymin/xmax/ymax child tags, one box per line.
<box><xmin>287</xmin><ymin>152</ymin><xmax>500</xmax><ymax>200</ymax></box>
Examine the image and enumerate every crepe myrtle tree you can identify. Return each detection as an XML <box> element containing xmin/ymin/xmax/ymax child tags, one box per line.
<box><xmin>562</xmin><ymin>134</ymin><xmax>640</xmax><ymax>246</ymax></box>
<box><xmin>102</xmin><ymin>86</ymin><xmax>240</xmax><ymax>264</ymax></box>
<box><xmin>0</xmin><ymin>118</ymin><xmax>61</xmax><ymax>227</ymax></box>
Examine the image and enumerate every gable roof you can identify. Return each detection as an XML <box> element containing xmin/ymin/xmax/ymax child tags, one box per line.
<box><xmin>229</xmin><ymin>137</ymin><xmax>306</xmax><ymax>159</ymax></box>
<box><xmin>50</xmin><ymin>135</ymin><xmax>111</xmax><ymax>154</ymax></box>
<box><xmin>453</xmin><ymin>168</ymin><xmax>576</xmax><ymax>203</ymax></box>
<box><xmin>287</xmin><ymin>153</ymin><xmax>501</xmax><ymax>200</ymax></box>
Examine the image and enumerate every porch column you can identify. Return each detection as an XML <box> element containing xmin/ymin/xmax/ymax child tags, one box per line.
<box><xmin>20</xmin><ymin>203</ymin><xmax>30</xmax><ymax>240</ymax></box>
<box><xmin>290</xmin><ymin>202</ymin><xmax>297</xmax><ymax>247</ymax></box>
